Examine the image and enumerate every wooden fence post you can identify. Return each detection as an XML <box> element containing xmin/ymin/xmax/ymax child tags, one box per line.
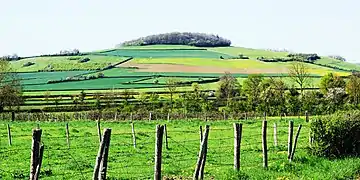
<box><xmin>199</xmin><ymin>131</ymin><xmax>209</xmax><ymax>180</ymax></box>
<box><xmin>92</xmin><ymin>128</ymin><xmax>111</xmax><ymax>180</ymax></box>
<box><xmin>131</xmin><ymin>122</ymin><xmax>136</xmax><ymax>149</ymax></box>
<box><xmin>234</xmin><ymin>123</ymin><xmax>242</xmax><ymax>171</ymax></box>
<box><xmin>193</xmin><ymin>125</ymin><xmax>210</xmax><ymax>180</ymax></box>
<box><xmin>289</xmin><ymin>125</ymin><xmax>302</xmax><ymax>162</ymax></box>
<box><xmin>11</xmin><ymin>111</ymin><xmax>15</xmax><ymax>121</ymax></box>
<box><xmin>223</xmin><ymin>110</ymin><xmax>226</xmax><ymax>120</ymax></box>
<box><xmin>149</xmin><ymin>112</ymin><xmax>152</xmax><ymax>121</ymax></box>
<box><xmin>199</xmin><ymin>126</ymin><xmax>203</xmax><ymax>148</ymax></box>
<box><xmin>7</xmin><ymin>124</ymin><xmax>12</xmax><ymax>146</ymax></box>
<box><xmin>66</xmin><ymin>123</ymin><xmax>70</xmax><ymax>148</ymax></box>
<box><xmin>99</xmin><ymin>129</ymin><xmax>112</xmax><ymax>180</ymax></box>
<box><xmin>262</xmin><ymin>120</ymin><xmax>268</xmax><ymax>168</ymax></box>
<box><xmin>97</xmin><ymin>120</ymin><xmax>102</xmax><ymax>143</ymax></box>
<box><xmin>33</xmin><ymin>144</ymin><xmax>44</xmax><ymax>180</ymax></box>
<box><xmin>114</xmin><ymin>111</ymin><xmax>117</xmax><ymax>121</ymax></box>
<box><xmin>154</xmin><ymin>125</ymin><xmax>164</xmax><ymax>180</ymax></box>
<box><xmin>288</xmin><ymin>121</ymin><xmax>294</xmax><ymax>159</ymax></box>
<box><xmin>30</xmin><ymin>129</ymin><xmax>42</xmax><ymax>180</ymax></box>
<box><xmin>164</xmin><ymin>124</ymin><xmax>169</xmax><ymax>150</ymax></box>
<box><xmin>274</xmin><ymin>123</ymin><xmax>278</xmax><ymax>147</ymax></box>
<box><xmin>167</xmin><ymin>113</ymin><xmax>170</xmax><ymax>121</ymax></box>
<box><xmin>305</xmin><ymin>111</ymin><xmax>309</xmax><ymax>122</ymax></box>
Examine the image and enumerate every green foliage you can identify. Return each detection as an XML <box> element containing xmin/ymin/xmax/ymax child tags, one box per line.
<box><xmin>310</xmin><ymin>111</ymin><xmax>360</xmax><ymax>157</ymax></box>
<box><xmin>120</xmin><ymin>32</ymin><xmax>231</xmax><ymax>47</ymax></box>
<box><xmin>216</xmin><ymin>72</ymin><xmax>241</xmax><ymax>107</ymax></box>
<box><xmin>243</xmin><ymin>74</ymin><xmax>263</xmax><ymax>111</ymax></box>
<box><xmin>320</xmin><ymin>73</ymin><xmax>346</xmax><ymax>94</ymax></box>
<box><xmin>346</xmin><ymin>75</ymin><xmax>360</xmax><ymax>105</ymax></box>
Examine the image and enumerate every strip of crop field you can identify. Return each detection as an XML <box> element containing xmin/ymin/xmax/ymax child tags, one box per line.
<box><xmin>97</xmin><ymin>49</ymin><xmax>232</xmax><ymax>59</ymax></box>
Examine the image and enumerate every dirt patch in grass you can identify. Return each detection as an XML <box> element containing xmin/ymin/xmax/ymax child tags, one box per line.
<box><xmin>119</xmin><ymin>61</ymin><xmax>289</xmax><ymax>74</ymax></box>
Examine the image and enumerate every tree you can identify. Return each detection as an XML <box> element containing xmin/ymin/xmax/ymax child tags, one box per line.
<box><xmin>243</xmin><ymin>74</ymin><xmax>264</xmax><ymax>111</ymax></box>
<box><xmin>319</xmin><ymin>73</ymin><xmax>346</xmax><ymax>94</ymax></box>
<box><xmin>0</xmin><ymin>60</ymin><xmax>23</xmax><ymax>112</ymax></box>
<box><xmin>216</xmin><ymin>72</ymin><xmax>241</xmax><ymax>107</ymax></box>
<box><xmin>346</xmin><ymin>75</ymin><xmax>360</xmax><ymax>105</ymax></box>
<box><xmin>165</xmin><ymin>78</ymin><xmax>179</xmax><ymax>111</ymax></box>
<box><xmin>288</xmin><ymin>61</ymin><xmax>311</xmax><ymax>94</ymax></box>
<box><xmin>258</xmin><ymin>78</ymin><xmax>287</xmax><ymax>115</ymax></box>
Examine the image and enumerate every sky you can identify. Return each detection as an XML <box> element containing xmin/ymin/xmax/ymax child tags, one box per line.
<box><xmin>0</xmin><ymin>0</ymin><xmax>359</xmax><ymax>62</ymax></box>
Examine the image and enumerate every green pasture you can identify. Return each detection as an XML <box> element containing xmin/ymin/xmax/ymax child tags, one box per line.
<box><xmin>118</xmin><ymin>45</ymin><xmax>204</xmax><ymax>50</ymax></box>
<box><xmin>1</xmin><ymin>118</ymin><xmax>359</xmax><ymax>179</ymax></box>
<box><xmin>209</xmin><ymin>47</ymin><xmax>289</xmax><ymax>59</ymax></box>
<box><xmin>315</xmin><ymin>57</ymin><xmax>360</xmax><ymax>71</ymax></box>
<box><xmin>97</xmin><ymin>49</ymin><xmax>232</xmax><ymax>59</ymax></box>
<box><xmin>11</xmin><ymin>55</ymin><xmax>127</xmax><ymax>72</ymax></box>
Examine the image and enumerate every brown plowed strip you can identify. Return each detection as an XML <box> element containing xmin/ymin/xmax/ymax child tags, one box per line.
<box><xmin>119</xmin><ymin>61</ymin><xmax>289</xmax><ymax>74</ymax></box>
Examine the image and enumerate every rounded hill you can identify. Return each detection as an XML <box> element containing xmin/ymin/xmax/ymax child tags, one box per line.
<box><xmin>119</xmin><ymin>32</ymin><xmax>231</xmax><ymax>47</ymax></box>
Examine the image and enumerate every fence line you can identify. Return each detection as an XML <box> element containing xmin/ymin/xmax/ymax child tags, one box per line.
<box><xmin>0</xmin><ymin>120</ymin><xmax>309</xmax><ymax>179</ymax></box>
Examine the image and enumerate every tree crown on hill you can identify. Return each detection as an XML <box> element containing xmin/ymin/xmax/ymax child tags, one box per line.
<box><xmin>119</xmin><ymin>32</ymin><xmax>231</xmax><ymax>47</ymax></box>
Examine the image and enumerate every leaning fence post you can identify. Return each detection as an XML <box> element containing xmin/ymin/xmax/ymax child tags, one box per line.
<box><xmin>30</xmin><ymin>129</ymin><xmax>42</xmax><ymax>180</ymax></box>
<box><xmin>66</xmin><ymin>123</ymin><xmax>70</xmax><ymax>148</ymax></box>
<box><xmin>234</xmin><ymin>123</ymin><xmax>242</xmax><ymax>171</ymax></box>
<box><xmin>99</xmin><ymin>129</ymin><xmax>112</xmax><ymax>180</ymax></box>
<box><xmin>131</xmin><ymin>122</ymin><xmax>136</xmax><ymax>149</ymax></box>
<box><xmin>289</xmin><ymin>125</ymin><xmax>302</xmax><ymax>162</ymax></box>
<box><xmin>199</xmin><ymin>130</ymin><xmax>209</xmax><ymax>180</ymax></box>
<box><xmin>93</xmin><ymin>128</ymin><xmax>111</xmax><ymax>180</ymax></box>
<box><xmin>273</xmin><ymin>123</ymin><xmax>278</xmax><ymax>147</ymax></box>
<box><xmin>288</xmin><ymin>121</ymin><xmax>294</xmax><ymax>159</ymax></box>
<box><xmin>7</xmin><ymin>124</ymin><xmax>12</xmax><ymax>146</ymax></box>
<box><xmin>164</xmin><ymin>124</ymin><xmax>169</xmax><ymax>150</ymax></box>
<box><xmin>199</xmin><ymin>126</ymin><xmax>203</xmax><ymax>148</ymax></box>
<box><xmin>33</xmin><ymin>144</ymin><xmax>44</xmax><ymax>180</ymax></box>
<box><xmin>193</xmin><ymin>125</ymin><xmax>210</xmax><ymax>180</ymax></box>
<box><xmin>97</xmin><ymin>119</ymin><xmax>102</xmax><ymax>143</ymax></box>
<box><xmin>11</xmin><ymin>111</ymin><xmax>15</xmax><ymax>121</ymax></box>
<box><xmin>154</xmin><ymin>125</ymin><xmax>164</xmax><ymax>180</ymax></box>
<box><xmin>262</xmin><ymin>120</ymin><xmax>268</xmax><ymax>168</ymax></box>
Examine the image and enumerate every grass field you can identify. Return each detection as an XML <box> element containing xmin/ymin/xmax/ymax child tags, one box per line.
<box><xmin>98</xmin><ymin>49</ymin><xmax>233</xmax><ymax>59</ymax></box>
<box><xmin>11</xmin><ymin>55</ymin><xmax>127</xmax><ymax>72</ymax></box>
<box><xmin>1</xmin><ymin>118</ymin><xmax>359</xmax><ymax>179</ymax></box>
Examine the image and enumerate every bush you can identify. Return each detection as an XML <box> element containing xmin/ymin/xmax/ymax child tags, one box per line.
<box><xmin>310</xmin><ymin>110</ymin><xmax>360</xmax><ymax>157</ymax></box>
<box><xmin>22</xmin><ymin>62</ymin><xmax>35</xmax><ymax>67</ymax></box>
<box><xmin>68</xmin><ymin>57</ymin><xmax>81</xmax><ymax>60</ymax></box>
<box><xmin>78</xmin><ymin>58</ymin><xmax>90</xmax><ymax>63</ymax></box>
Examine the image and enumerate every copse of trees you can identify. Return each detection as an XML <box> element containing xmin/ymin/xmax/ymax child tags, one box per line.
<box><xmin>328</xmin><ymin>55</ymin><xmax>346</xmax><ymax>62</ymax></box>
<box><xmin>119</xmin><ymin>32</ymin><xmax>231</xmax><ymax>47</ymax></box>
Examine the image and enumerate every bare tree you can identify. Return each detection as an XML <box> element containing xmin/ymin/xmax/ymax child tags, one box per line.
<box><xmin>288</xmin><ymin>62</ymin><xmax>311</xmax><ymax>94</ymax></box>
<box><xmin>165</xmin><ymin>78</ymin><xmax>179</xmax><ymax>111</ymax></box>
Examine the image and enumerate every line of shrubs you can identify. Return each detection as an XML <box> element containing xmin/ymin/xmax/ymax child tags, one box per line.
<box><xmin>47</xmin><ymin>72</ymin><xmax>105</xmax><ymax>84</ymax></box>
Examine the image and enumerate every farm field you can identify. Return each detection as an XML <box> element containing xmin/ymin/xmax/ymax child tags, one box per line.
<box><xmin>5</xmin><ymin>45</ymin><xmax>359</xmax><ymax>95</ymax></box>
<box><xmin>11</xmin><ymin>55</ymin><xmax>128</xmax><ymax>72</ymax></box>
<box><xmin>1</xmin><ymin>118</ymin><xmax>360</xmax><ymax>179</ymax></box>
<box><xmin>96</xmin><ymin>49</ymin><xmax>232</xmax><ymax>59</ymax></box>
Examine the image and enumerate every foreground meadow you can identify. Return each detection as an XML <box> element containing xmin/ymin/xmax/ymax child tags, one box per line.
<box><xmin>0</xmin><ymin>118</ymin><xmax>360</xmax><ymax>179</ymax></box>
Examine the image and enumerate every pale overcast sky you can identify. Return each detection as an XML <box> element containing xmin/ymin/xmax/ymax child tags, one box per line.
<box><xmin>0</xmin><ymin>0</ymin><xmax>359</xmax><ymax>62</ymax></box>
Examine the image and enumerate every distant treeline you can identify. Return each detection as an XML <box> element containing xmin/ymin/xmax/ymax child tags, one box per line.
<box><xmin>119</xmin><ymin>32</ymin><xmax>232</xmax><ymax>47</ymax></box>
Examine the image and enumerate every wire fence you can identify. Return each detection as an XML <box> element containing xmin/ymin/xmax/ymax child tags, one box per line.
<box><xmin>0</xmin><ymin>119</ymin><xmax>310</xmax><ymax>179</ymax></box>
